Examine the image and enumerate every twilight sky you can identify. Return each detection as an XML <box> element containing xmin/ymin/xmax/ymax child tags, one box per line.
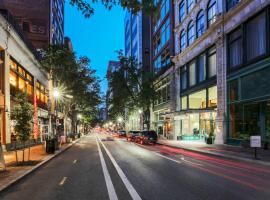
<box><xmin>64</xmin><ymin>3</ymin><xmax>125</xmax><ymax>95</ymax></box>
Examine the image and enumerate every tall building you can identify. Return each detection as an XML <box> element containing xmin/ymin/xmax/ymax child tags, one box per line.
<box><xmin>171</xmin><ymin>0</ymin><xmax>270</xmax><ymax>146</ymax></box>
<box><xmin>0</xmin><ymin>0</ymin><xmax>65</xmax><ymax>50</ymax></box>
<box><xmin>150</xmin><ymin>0</ymin><xmax>175</xmax><ymax>139</ymax></box>
<box><xmin>124</xmin><ymin>11</ymin><xmax>151</xmax><ymax>69</ymax></box>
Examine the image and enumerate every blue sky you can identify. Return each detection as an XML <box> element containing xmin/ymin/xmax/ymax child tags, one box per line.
<box><xmin>64</xmin><ymin>3</ymin><xmax>125</xmax><ymax>95</ymax></box>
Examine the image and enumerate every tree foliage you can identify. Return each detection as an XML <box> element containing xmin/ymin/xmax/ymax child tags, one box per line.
<box><xmin>106</xmin><ymin>51</ymin><xmax>156</xmax><ymax>127</ymax></box>
<box><xmin>69</xmin><ymin>0</ymin><xmax>157</xmax><ymax>18</ymax></box>
<box><xmin>11</xmin><ymin>93</ymin><xmax>34</xmax><ymax>143</ymax></box>
<box><xmin>41</xmin><ymin>45</ymin><xmax>101</xmax><ymax>127</ymax></box>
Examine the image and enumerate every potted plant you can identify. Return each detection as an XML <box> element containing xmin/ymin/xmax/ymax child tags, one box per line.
<box><xmin>263</xmin><ymin>128</ymin><xmax>270</xmax><ymax>150</ymax></box>
<box><xmin>206</xmin><ymin>131</ymin><xmax>215</xmax><ymax>144</ymax></box>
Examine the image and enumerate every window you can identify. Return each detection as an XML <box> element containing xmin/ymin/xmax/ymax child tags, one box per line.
<box><xmin>208</xmin><ymin>47</ymin><xmax>216</xmax><ymax>77</ymax></box>
<box><xmin>227</xmin><ymin>0</ymin><xmax>240</xmax><ymax>11</ymax></box>
<box><xmin>228</xmin><ymin>28</ymin><xmax>242</xmax><ymax>68</ymax></box>
<box><xmin>229</xmin><ymin>80</ymin><xmax>238</xmax><ymax>102</ymax></box>
<box><xmin>198</xmin><ymin>54</ymin><xmax>206</xmax><ymax>82</ymax></box>
<box><xmin>246</xmin><ymin>12</ymin><xmax>266</xmax><ymax>61</ymax></box>
<box><xmin>189</xmin><ymin>90</ymin><xmax>207</xmax><ymax>109</ymax></box>
<box><xmin>187</xmin><ymin>21</ymin><xmax>195</xmax><ymax>46</ymax></box>
<box><xmin>207</xmin><ymin>0</ymin><xmax>216</xmax><ymax>26</ymax></box>
<box><xmin>181</xmin><ymin>96</ymin><xmax>187</xmax><ymax>110</ymax></box>
<box><xmin>180</xmin><ymin>66</ymin><xmax>187</xmax><ymax>90</ymax></box>
<box><xmin>9</xmin><ymin>71</ymin><xmax>17</xmax><ymax>87</ymax></box>
<box><xmin>196</xmin><ymin>10</ymin><xmax>205</xmax><ymax>37</ymax></box>
<box><xmin>18</xmin><ymin>77</ymin><xmax>25</xmax><ymax>91</ymax></box>
<box><xmin>187</xmin><ymin>0</ymin><xmax>194</xmax><ymax>13</ymax></box>
<box><xmin>179</xmin><ymin>1</ymin><xmax>185</xmax><ymax>22</ymax></box>
<box><xmin>189</xmin><ymin>60</ymin><xmax>196</xmax><ymax>87</ymax></box>
<box><xmin>179</xmin><ymin>30</ymin><xmax>186</xmax><ymax>52</ymax></box>
<box><xmin>208</xmin><ymin>86</ymin><xmax>217</xmax><ymax>107</ymax></box>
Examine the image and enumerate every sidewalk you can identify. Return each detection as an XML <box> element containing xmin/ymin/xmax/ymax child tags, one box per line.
<box><xmin>0</xmin><ymin>140</ymin><xmax>78</xmax><ymax>192</ymax></box>
<box><xmin>157</xmin><ymin>139</ymin><xmax>270</xmax><ymax>166</ymax></box>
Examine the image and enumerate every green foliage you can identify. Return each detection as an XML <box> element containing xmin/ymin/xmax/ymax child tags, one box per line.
<box><xmin>10</xmin><ymin>93</ymin><xmax>34</xmax><ymax>143</ymax></box>
<box><xmin>41</xmin><ymin>45</ymin><xmax>101</xmax><ymax>127</ymax></box>
<box><xmin>106</xmin><ymin>51</ymin><xmax>156</xmax><ymax>123</ymax></box>
<box><xmin>69</xmin><ymin>0</ymin><xmax>157</xmax><ymax>18</ymax></box>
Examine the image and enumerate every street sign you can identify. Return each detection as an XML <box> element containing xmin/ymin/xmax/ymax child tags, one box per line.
<box><xmin>250</xmin><ymin>136</ymin><xmax>261</xmax><ymax>148</ymax></box>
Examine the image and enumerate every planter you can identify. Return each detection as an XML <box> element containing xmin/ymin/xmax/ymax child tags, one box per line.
<box><xmin>240</xmin><ymin>140</ymin><xmax>250</xmax><ymax>148</ymax></box>
<box><xmin>263</xmin><ymin>141</ymin><xmax>269</xmax><ymax>150</ymax></box>
<box><xmin>206</xmin><ymin>137</ymin><xmax>214</xmax><ymax>144</ymax></box>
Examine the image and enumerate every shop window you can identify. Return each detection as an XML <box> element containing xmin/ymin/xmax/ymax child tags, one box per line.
<box><xmin>229</xmin><ymin>80</ymin><xmax>238</xmax><ymax>102</ymax></box>
<box><xmin>228</xmin><ymin>27</ymin><xmax>242</xmax><ymax>68</ymax></box>
<box><xmin>181</xmin><ymin>96</ymin><xmax>187</xmax><ymax>110</ymax></box>
<box><xmin>208</xmin><ymin>47</ymin><xmax>216</xmax><ymax>77</ymax></box>
<box><xmin>18</xmin><ymin>77</ymin><xmax>25</xmax><ymax>91</ymax></box>
<box><xmin>10</xmin><ymin>59</ymin><xmax>17</xmax><ymax>70</ymax></box>
<box><xmin>10</xmin><ymin>71</ymin><xmax>17</xmax><ymax>87</ymax></box>
<box><xmin>227</xmin><ymin>0</ymin><xmax>240</xmax><ymax>11</ymax></box>
<box><xmin>180</xmin><ymin>66</ymin><xmax>187</xmax><ymax>90</ymax></box>
<box><xmin>189</xmin><ymin>60</ymin><xmax>196</xmax><ymax>87</ymax></box>
<box><xmin>187</xmin><ymin>21</ymin><xmax>195</xmax><ymax>46</ymax></box>
<box><xmin>246</xmin><ymin>12</ymin><xmax>266</xmax><ymax>61</ymax></box>
<box><xmin>189</xmin><ymin>89</ymin><xmax>207</xmax><ymax>109</ymax></box>
<box><xmin>207</xmin><ymin>0</ymin><xmax>217</xmax><ymax>27</ymax></box>
<box><xmin>241</xmin><ymin>67</ymin><xmax>270</xmax><ymax>100</ymax></box>
<box><xmin>196</xmin><ymin>10</ymin><xmax>205</xmax><ymax>37</ymax></box>
<box><xmin>26</xmin><ymin>83</ymin><xmax>33</xmax><ymax>95</ymax></box>
<box><xmin>179</xmin><ymin>0</ymin><xmax>185</xmax><ymax>23</ymax></box>
<box><xmin>198</xmin><ymin>54</ymin><xmax>206</xmax><ymax>82</ymax></box>
<box><xmin>208</xmin><ymin>86</ymin><xmax>217</xmax><ymax>107</ymax></box>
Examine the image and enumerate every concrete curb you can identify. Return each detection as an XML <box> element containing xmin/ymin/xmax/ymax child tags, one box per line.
<box><xmin>0</xmin><ymin>139</ymin><xmax>80</xmax><ymax>193</ymax></box>
<box><xmin>157</xmin><ymin>141</ymin><xmax>270</xmax><ymax>167</ymax></box>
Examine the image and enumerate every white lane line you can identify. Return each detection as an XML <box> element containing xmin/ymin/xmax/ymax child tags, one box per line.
<box><xmin>59</xmin><ymin>177</ymin><xmax>67</xmax><ymax>186</ymax></box>
<box><xmin>155</xmin><ymin>153</ymin><xmax>182</xmax><ymax>164</ymax></box>
<box><xmin>180</xmin><ymin>156</ymin><xmax>203</xmax><ymax>166</ymax></box>
<box><xmin>98</xmin><ymin>137</ymin><xmax>142</xmax><ymax>200</ymax></box>
<box><xmin>96</xmin><ymin>137</ymin><xmax>118</xmax><ymax>200</ymax></box>
<box><xmin>73</xmin><ymin>159</ymin><xmax>77</xmax><ymax>164</ymax></box>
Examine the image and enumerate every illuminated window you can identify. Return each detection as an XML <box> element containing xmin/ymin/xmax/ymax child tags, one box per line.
<box><xmin>36</xmin><ymin>90</ymin><xmax>40</xmax><ymax>100</ymax></box>
<box><xmin>10</xmin><ymin>59</ymin><xmax>17</xmax><ymax>70</ymax></box>
<box><xmin>207</xmin><ymin>0</ymin><xmax>217</xmax><ymax>26</ymax></box>
<box><xmin>208</xmin><ymin>86</ymin><xmax>217</xmax><ymax>107</ymax></box>
<box><xmin>18</xmin><ymin>77</ymin><xmax>25</xmax><ymax>91</ymax></box>
<box><xmin>9</xmin><ymin>71</ymin><xmax>17</xmax><ymax>87</ymax></box>
<box><xmin>189</xmin><ymin>90</ymin><xmax>207</xmax><ymax>109</ymax></box>
<box><xmin>181</xmin><ymin>96</ymin><xmax>187</xmax><ymax>110</ymax></box>
<box><xmin>26</xmin><ymin>83</ymin><xmax>33</xmax><ymax>95</ymax></box>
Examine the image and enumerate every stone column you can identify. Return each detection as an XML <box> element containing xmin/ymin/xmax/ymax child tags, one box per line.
<box><xmin>215</xmin><ymin>34</ymin><xmax>227</xmax><ymax>144</ymax></box>
<box><xmin>3</xmin><ymin>51</ymin><xmax>10</xmax><ymax>146</ymax></box>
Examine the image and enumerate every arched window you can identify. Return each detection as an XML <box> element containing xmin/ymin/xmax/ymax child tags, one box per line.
<box><xmin>196</xmin><ymin>10</ymin><xmax>205</xmax><ymax>37</ymax></box>
<box><xmin>187</xmin><ymin>21</ymin><xmax>195</xmax><ymax>46</ymax></box>
<box><xmin>207</xmin><ymin>0</ymin><xmax>217</xmax><ymax>26</ymax></box>
<box><xmin>179</xmin><ymin>0</ymin><xmax>185</xmax><ymax>23</ymax></box>
<box><xmin>187</xmin><ymin>0</ymin><xmax>194</xmax><ymax>13</ymax></box>
<box><xmin>180</xmin><ymin>30</ymin><xmax>186</xmax><ymax>52</ymax></box>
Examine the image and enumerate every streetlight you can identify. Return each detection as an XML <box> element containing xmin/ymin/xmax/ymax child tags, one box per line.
<box><xmin>138</xmin><ymin>109</ymin><xmax>143</xmax><ymax>114</ymax></box>
<box><xmin>117</xmin><ymin>117</ymin><xmax>123</xmax><ymax>123</ymax></box>
<box><xmin>77</xmin><ymin>114</ymin><xmax>82</xmax><ymax>119</ymax></box>
<box><xmin>53</xmin><ymin>88</ymin><xmax>60</xmax><ymax>99</ymax></box>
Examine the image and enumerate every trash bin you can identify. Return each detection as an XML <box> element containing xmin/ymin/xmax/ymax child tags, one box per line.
<box><xmin>46</xmin><ymin>139</ymin><xmax>55</xmax><ymax>154</ymax></box>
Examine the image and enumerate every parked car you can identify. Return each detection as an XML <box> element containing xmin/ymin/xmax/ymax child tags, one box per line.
<box><xmin>135</xmin><ymin>130</ymin><xmax>158</xmax><ymax>145</ymax></box>
<box><xmin>118</xmin><ymin>130</ymin><xmax>126</xmax><ymax>138</ymax></box>
<box><xmin>126</xmin><ymin>131</ymin><xmax>140</xmax><ymax>142</ymax></box>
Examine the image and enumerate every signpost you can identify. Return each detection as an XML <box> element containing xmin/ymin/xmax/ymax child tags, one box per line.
<box><xmin>250</xmin><ymin>136</ymin><xmax>261</xmax><ymax>159</ymax></box>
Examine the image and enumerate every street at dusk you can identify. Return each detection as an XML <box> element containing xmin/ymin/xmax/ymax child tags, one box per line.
<box><xmin>1</xmin><ymin>0</ymin><xmax>270</xmax><ymax>199</ymax></box>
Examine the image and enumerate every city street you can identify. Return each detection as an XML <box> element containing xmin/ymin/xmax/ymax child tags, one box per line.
<box><xmin>0</xmin><ymin>133</ymin><xmax>270</xmax><ymax>200</ymax></box>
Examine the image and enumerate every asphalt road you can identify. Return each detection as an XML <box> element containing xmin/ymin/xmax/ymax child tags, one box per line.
<box><xmin>0</xmin><ymin>133</ymin><xmax>270</xmax><ymax>200</ymax></box>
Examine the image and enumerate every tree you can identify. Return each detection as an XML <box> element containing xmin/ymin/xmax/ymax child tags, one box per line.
<box><xmin>41</xmin><ymin>45</ymin><xmax>101</xmax><ymax>131</ymax></box>
<box><xmin>10</xmin><ymin>92</ymin><xmax>34</xmax><ymax>164</ymax></box>
<box><xmin>69</xmin><ymin>0</ymin><xmax>157</xmax><ymax>18</ymax></box>
<box><xmin>106</xmin><ymin>51</ymin><xmax>156</xmax><ymax>129</ymax></box>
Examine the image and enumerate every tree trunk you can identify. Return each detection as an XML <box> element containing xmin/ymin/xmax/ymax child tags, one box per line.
<box><xmin>22</xmin><ymin>142</ymin><xmax>25</xmax><ymax>164</ymax></box>
<box><xmin>28</xmin><ymin>147</ymin><xmax>31</xmax><ymax>161</ymax></box>
<box><xmin>15</xmin><ymin>142</ymin><xmax>18</xmax><ymax>165</ymax></box>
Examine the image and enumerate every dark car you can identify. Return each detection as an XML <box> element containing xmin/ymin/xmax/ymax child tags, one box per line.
<box><xmin>126</xmin><ymin>131</ymin><xmax>140</xmax><ymax>142</ymax></box>
<box><xmin>135</xmin><ymin>130</ymin><xmax>158</xmax><ymax>145</ymax></box>
<box><xmin>118</xmin><ymin>130</ymin><xmax>127</xmax><ymax>138</ymax></box>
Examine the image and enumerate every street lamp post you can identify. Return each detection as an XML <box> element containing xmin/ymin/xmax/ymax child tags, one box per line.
<box><xmin>53</xmin><ymin>88</ymin><xmax>60</xmax><ymax>137</ymax></box>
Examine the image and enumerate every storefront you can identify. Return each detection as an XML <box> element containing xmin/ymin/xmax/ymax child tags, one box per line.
<box><xmin>175</xmin><ymin>85</ymin><xmax>217</xmax><ymax>141</ymax></box>
<box><xmin>227</xmin><ymin>63</ymin><xmax>270</xmax><ymax>144</ymax></box>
